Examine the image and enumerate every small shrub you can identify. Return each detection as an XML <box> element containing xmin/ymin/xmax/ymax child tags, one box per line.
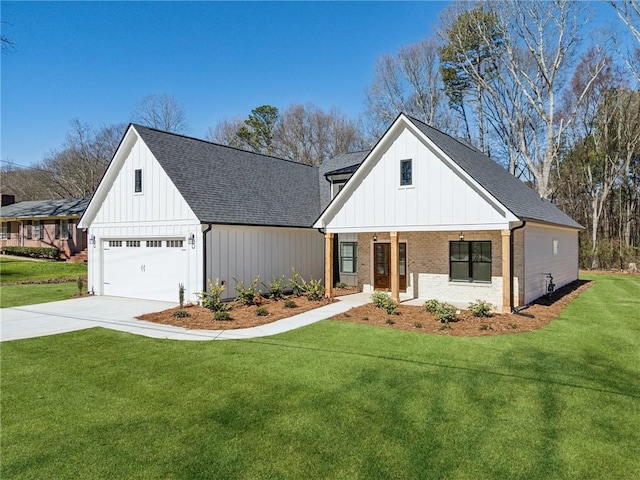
<box><xmin>424</xmin><ymin>299</ymin><xmax>440</xmax><ymax>314</ymax></box>
<box><xmin>233</xmin><ymin>275</ymin><xmax>261</xmax><ymax>306</ymax></box>
<box><xmin>439</xmin><ymin>324</ymin><xmax>451</xmax><ymax>331</ymax></box>
<box><xmin>424</xmin><ymin>299</ymin><xmax>457</xmax><ymax>323</ymax></box>
<box><xmin>343</xmin><ymin>312</ymin><xmax>351</xmax><ymax>318</ymax></box>
<box><xmin>479</xmin><ymin>324</ymin><xmax>494</xmax><ymax>331</ymax></box>
<box><xmin>77</xmin><ymin>276</ymin><xmax>84</xmax><ymax>295</ymax></box>
<box><xmin>385</xmin><ymin>318</ymin><xmax>396</xmax><ymax>325</ymax></box>
<box><xmin>262</xmin><ymin>275</ymin><xmax>287</xmax><ymax>300</ymax></box>
<box><xmin>288</xmin><ymin>268</ymin><xmax>305</xmax><ymax>296</ymax></box>
<box><xmin>214</xmin><ymin>310</ymin><xmax>232</xmax><ymax>321</ymax></box>
<box><xmin>303</xmin><ymin>278</ymin><xmax>325</xmax><ymax>301</ymax></box>
<box><xmin>178</xmin><ymin>283</ymin><xmax>185</xmax><ymax>308</ymax></box>
<box><xmin>435</xmin><ymin>302</ymin><xmax>456</xmax><ymax>323</ymax></box>
<box><xmin>468</xmin><ymin>299</ymin><xmax>493</xmax><ymax>317</ymax></box>
<box><xmin>284</xmin><ymin>299</ymin><xmax>297</xmax><ymax>308</ymax></box>
<box><xmin>255</xmin><ymin>306</ymin><xmax>269</xmax><ymax>317</ymax></box>
<box><xmin>414</xmin><ymin>322</ymin><xmax>423</xmax><ymax>328</ymax></box>
<box><xmin>507</xmin><ymin>322</ymin><xmax>519</xmax><ymax>329</ymax></box>
<box><xmin>172</xmin><ymin>309</ymin><xmax>191</xmax><ymax>318</ymax></box>
<box><xmin>199</xmin><ymin>278</ymin><xmax>230</xmax><ymax>312</ymax></box>
<box><xmin>335</xmin><ymin>282</ymin><xmax>348</xmax><ymax>289</ymax></box>
<box><xmin>371</xmin><ymin>291</ymin><xmax>398</xmax><ymax>315</ymax></box>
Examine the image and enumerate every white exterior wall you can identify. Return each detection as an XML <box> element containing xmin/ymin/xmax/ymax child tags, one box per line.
<box><xmin>418</xmin><ymin>274</ymin><xmax>504</xmax><ymax>311</ymax></box>
<box><xmin>85</xmin><ymin>135</ymin><xmax>201</xmax><ymax>302</ymax></box>
<box><xmin>206</xmin><ymin>225</ymin><xmax>324</xmax><ymax>300</ymax></box>
<box><xmin>323</xmin><ymin>128</ymin><xmax>514</xmax><ymax>233</ymax></box>
<box><xmin>523</xmin><ymin>223</ymin><xmax>579</xmax><ymax>304</ymax></box>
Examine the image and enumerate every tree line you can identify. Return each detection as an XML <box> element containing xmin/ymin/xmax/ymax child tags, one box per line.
<box><xmin>2</xmin><ymin>0</ymin><xmax>638</xmax><ymax>269</ymax></box>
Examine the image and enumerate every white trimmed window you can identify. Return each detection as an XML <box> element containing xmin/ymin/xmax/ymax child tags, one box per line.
<box><xmin>400</xmin><ymin>159</ymin><xmax>412</xmax><ymax>186</ymax></box>
<box><xmin>33</xmin><ymin>220</ymin><xmax>44</xmax><ymax>240</ymax></box>
<box><xmin>134</xmin><ymin>169</ymin><xmax>143</xmax><ymax>193</ymax></box>
<box><xmin>340</xmin><ymin>242</ymin><xmax>357</xmax><ymax>274</ymax></box>
<box><xmin>61</xmin><ymin>219</ymin><xmax>70</xmax><ymax>240</ymax></box>
<box><xmin>109</xmin><ymin>240</ymin><xmax>123</xmax><ymax>247</ymax></box>
<box><xmin>146</xmin><ymin>240</ymin><xmax>162</xmax><ymax>248</ymax></box>
<box><xmin>166</xmin><ymin>240</ymin><xmax>183</xmax><ymax>248</ymax></box>
<box><xmin>0</xmin><ymin>223</ymin><xmax>9</xmax><ymax>240</ymax></box>
<box><xmin>126</xmin><ymin>240</ymin><xmax>141</xmax><ymax>247</ymax></box>
<box><xmin>552</xmin><ymin>238</ymin><xmax>559</xmax><ymax>255</ymax></box>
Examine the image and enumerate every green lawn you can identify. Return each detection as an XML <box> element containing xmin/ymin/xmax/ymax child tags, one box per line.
<box><xmin>0</xmin><ymin>257</ymin><xmax>86</xmax><ymax>308</ymax></box>
<box><xmin>0</xmin><ymin>256</ymin><xmax>86</xmax><ymax>284</ymax></box>
<box><xmin>1</xmin><ymin>273</ymin><xmax>639</xmax><ymax>479</ymax></box>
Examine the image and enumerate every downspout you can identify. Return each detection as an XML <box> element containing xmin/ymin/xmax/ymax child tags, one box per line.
<box><xmin>202</xmin><ymin>223</ymin><xmax>213</xmax><ymax>292</ymax></box>
<box><xmin>510</xmin><ymin>220</ymin><xmax>526</xmax><ymax>312</ymax></box>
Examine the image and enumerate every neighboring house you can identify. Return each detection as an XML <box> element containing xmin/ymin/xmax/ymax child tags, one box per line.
<box><xmin>315</xmin><ymin>114</ymin><xmax>582</xmax><ymax>312</ymax></box>
<box><xmin>78</xmin><ymin>124</ymin><xmax>324</xmax><ymax>302</ymax></box>
<box><xmin>0</xmin><ymin>195</ymin><xmax>89</xmax><ymax>261</ymax></box>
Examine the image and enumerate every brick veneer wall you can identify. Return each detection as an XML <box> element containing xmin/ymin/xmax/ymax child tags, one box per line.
<box><xmin>356</xmin><ymin>230</ymin><xmax>522</xmax><ymax>310</ymax></box>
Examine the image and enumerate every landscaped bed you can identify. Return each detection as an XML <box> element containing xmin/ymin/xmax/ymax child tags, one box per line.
<box><xmin>137</xmin><ymin>280</ymin><xmax>592</xmax><ymax>336</ymax></box>
<box><xmin>330</xmin><ymin>280</ymin><xmax>593</xmax><ymax>336</ymax></box>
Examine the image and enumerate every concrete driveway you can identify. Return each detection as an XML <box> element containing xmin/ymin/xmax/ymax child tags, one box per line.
<box><xmin>0</xmin><ymin>293</ymin><xmax>371</xmax><ymax>342</ymax></box>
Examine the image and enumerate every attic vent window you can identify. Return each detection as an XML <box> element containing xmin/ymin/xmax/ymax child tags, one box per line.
<box><xmin>134</xmin><ymin>169</ymin><xmax>143</xmax><ymax>193</ymax></box>
<box><xmin>400</xmin><ymin>159</ymin><xmax>412</xmax><ymax>186</ymax></box>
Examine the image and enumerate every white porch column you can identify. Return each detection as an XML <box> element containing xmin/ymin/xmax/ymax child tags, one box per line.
<box><xmin>501</xmin><ymin>229</ymin><xmax>511</xmax><ymax>313</ymax></box>
<box><xmin>325</xmin><ymin>232</ymin><xmax>334</xmax><ymax>299</ymax></box>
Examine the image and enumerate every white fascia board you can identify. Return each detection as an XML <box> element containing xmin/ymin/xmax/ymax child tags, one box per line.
<box><xmin>78</xmin><ymin>126</ymin><xmax>139</xmax><ymax>229</ymax></box>
<box><xmin>325</xmin><ymin>222</ymin><xmax>511</xmax><ymax>234</ymax></box>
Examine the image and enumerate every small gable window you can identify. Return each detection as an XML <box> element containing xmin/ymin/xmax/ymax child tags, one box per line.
<box><xmin>134</xmin><ymin>169</ymin><xmax>143</xmax><ymax>193</ymax></box>
<box><xmin>400</xmin><ymin>159</ymin><xmax>412</xmax><ymax>186</ymax></box>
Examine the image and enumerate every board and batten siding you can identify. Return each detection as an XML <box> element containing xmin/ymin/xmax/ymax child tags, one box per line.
<box><xmin>323</xmin><ymin>128</ymin><xmax>515</xmax><ymax>233</ymax></box>
<box><xmin>523</xmin><ymin>223</ymin><xmax>579</xmax><ymax>305</ymax></box>
<box><xmin>86</xmin><ymin>134</ymin><xmax>201</xmax><ymax>301</ymax></box>
<box><xmin>206</xmin><ymin>225</ymin><xmax>324</xmax><ymax>300</ymax></box>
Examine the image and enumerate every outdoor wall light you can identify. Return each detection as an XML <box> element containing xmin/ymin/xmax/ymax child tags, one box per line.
<box><xmin>90</xmin><ymin>234</ymin><xmax>96</xmax><ymax>247</ymax></box>
<box><xmin>188</xmin><ymin>233</ymin><xmax>196</xmax><ymax>248</ymax></box>
<box><xmin>459</xmin><ymin>231</ymin><xmax>465</xmax><ymax>241</ymax></box>
<box><xmin>373</xmin><ymin>234</ymin><xmax>378</xmax><ymax>242</ymax></box>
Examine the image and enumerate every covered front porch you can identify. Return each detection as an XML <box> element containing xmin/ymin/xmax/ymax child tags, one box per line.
<box><xmin>324</xmin><ymin>229</ymin><xmax>520</xmax><ymax>313</ymax></box>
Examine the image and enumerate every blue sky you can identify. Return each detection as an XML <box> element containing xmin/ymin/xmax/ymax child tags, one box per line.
<box><xmin>2</xmin><ymin>1</ymin><xmax>453</xmax><ymax>167</ymax></box>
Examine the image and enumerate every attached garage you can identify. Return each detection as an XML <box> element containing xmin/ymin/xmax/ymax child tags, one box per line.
<box><xmin>79</xmin><ymin>124</ymin><xmax>324</xmax><ymax>303</ymax></box>
<box><xmin>102</xmin><ymin>238</ymin><xmax>188</xmax><ymax>301</ymax></box>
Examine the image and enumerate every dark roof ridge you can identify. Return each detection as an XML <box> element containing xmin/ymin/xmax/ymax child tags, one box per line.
<box><xmin>131</xmin><ymin>123</ymin><xmax>317</xmax><ymax>169</ymax></box>
<box><xmin>404</xmin><ymin>115</ymin><xmax>490</xmax><ymax>158</ymax></box>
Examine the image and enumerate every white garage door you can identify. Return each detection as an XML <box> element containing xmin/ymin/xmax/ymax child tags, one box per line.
<box><xmin>103</xmin><ymin>239</ymin><xmax>187</xmax><ymax>302</ymax></box>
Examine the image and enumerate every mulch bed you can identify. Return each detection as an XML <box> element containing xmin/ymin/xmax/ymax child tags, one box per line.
<box><xmin>329</xmin><ymin>279</ymin><xmax>593</xmax><ymax>336</ymax></box>
<box><xmin>136</xmin><ymin>281</ymin><xmax>592</xmax><ymax>336</ymax></box>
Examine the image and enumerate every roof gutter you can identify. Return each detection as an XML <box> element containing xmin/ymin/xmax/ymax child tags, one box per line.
<box><xmin>202</xmin><ymin>223</ymin><xmax>213</xmax><ymax>292</ymax></box>
<box><xmin>510</xmin><ymin>220</ymin><xmax>526</xmax><ymax>313</ymax></box>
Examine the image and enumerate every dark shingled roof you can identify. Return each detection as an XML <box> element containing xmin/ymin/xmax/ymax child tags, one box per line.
<box><xmin>0</xmin><ymin>198</ymin><xmax>89</xmax><ymax>219</ymax></box>
<box><xmin>318</xmin><ymin>150</ymin><xmax>370</xmax><ymax>211</ymax></box>
<box><xmin>133</xmin><ymin>125</ymin><xmax>320</xmax><ymax>227</ymax></box>
<box><xmin>405</xmin><ymin>116</ymin><xmax>583</xmax><ymax>229</ymax></box>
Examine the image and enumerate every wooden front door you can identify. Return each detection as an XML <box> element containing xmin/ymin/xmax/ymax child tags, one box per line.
<box><xmin>374</xmin><ymin>243</ymin><xmax>407</xmax><ymax>291</ymax></box>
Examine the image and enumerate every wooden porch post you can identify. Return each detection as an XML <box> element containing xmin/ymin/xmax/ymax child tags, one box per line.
<box><xmin>501</xmin><ymin>229</ymin><xmax>511</xmax><ymax>313</ymax></box>
<box><xmin>325</xmin><ymin>232</ymin><xmax>334</xmax><ymax>299</ymax></box>
<box><xmin>390</xmin><ymin>231</ymin><xmax>400</xmax><ymax>303</ymax></box>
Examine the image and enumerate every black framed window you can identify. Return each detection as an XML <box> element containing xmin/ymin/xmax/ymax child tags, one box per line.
<box><xmin>134</xmin><ymin>169</ymin><xmax>143</xmax><ymax>193</ymax></box>
<box><xmin>450</xmin><ymin>241</ymin><xmax>492</xmax><ymax>283</ymax></box>
<box><xmin>26</xmin><ymin>221</ymin><xmax>32</xmax><ymax>240</ymax></box>
<box><xmin>400</xmin><ymin>159</ymin><xmax>412</xmax><ymax>186</ymax></box>
<box><xmin>340</xmin><ymin>242</ymin><xmax>357</xmax><ymax>274</ymax></box>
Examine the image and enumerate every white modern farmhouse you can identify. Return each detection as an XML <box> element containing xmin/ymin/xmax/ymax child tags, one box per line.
<box><xmin>81</xmin><ymin>114</ymin><xmax>582</xmax><ymax>311</ymax></box>
<box><xmin>316</xmin><ymin>114</ymin><xmax>582</xmax><ymax>312</ymax></box>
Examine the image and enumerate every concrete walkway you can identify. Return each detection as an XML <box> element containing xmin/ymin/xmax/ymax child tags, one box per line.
<box><xmin>0</xmin><ymin>293</ymin><xmax>371</xmax><ymax>342</ymax></box>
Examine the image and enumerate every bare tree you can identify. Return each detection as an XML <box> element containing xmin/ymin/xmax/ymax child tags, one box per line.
<box><xmin>205</xmin><ymin>117</ymin><xmax>245</xmax><ymax>147</ymax></box>
<box><xmin>1</xmin><ymin>121</ymin><xmax>125</xmax><ymax>200</ymax></box>
<box><xmin>1</xmin><ymin>21</ymin><xmax>15</xmax><ymax>53</ymax></box>
<box><xmin>444</xmin><ymin>0</ymin><xmax>606</xmax><ymax>198</ymax></box>
<box><xmin>276</xmin><ymin>104</ymin><xmax>365</xmax><ymax>165</ymax></box>
<box><xmin>609</xmin><ymin>0</ymin><xmax>640</xmax><ymax>83</ymax></box>
<box><xmin>364</xmin><ymin>38</ymin><xmax>455</xmax><ymax>139</ymax></box>
<box><xmin>131</xmin><ymin>93</ymin><xmax>188</xmax><ymax>133</ymax></box>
